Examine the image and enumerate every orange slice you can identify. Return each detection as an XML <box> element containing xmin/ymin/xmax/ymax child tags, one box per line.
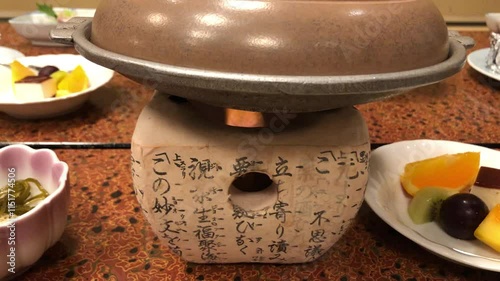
<box><xmin>10</xmin><ymin>60</ymin><xmax>35</xmax><ymax>82</ymax></box>
<box><xmin>400</xmin><ymin>152</ymin><xmax>480</xmax><ymax>196</ymax></box>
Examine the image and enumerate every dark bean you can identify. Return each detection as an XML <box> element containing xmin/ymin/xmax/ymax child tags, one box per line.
<box><xmin>38</xmin><ymin>65</ymin><xmax>59</xmax><ymax>76</ymax></box>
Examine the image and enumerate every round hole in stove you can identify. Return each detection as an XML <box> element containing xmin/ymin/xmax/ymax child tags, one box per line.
<box><xmin>229</xmin><ymin>172</ymin><xmax>278</xmax><ymax>211</ymax></box>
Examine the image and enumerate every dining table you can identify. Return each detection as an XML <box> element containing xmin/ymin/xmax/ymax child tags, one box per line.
<box><xmin>0</xmin><ymin>21</ymin><xmax>499</xmax><ymax>281</ymax></box>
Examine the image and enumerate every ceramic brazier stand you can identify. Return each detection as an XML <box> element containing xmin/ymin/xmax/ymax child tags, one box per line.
<box><xmin>131</xmin><ymin>95</ymin><xmax>370</xmax><ymax>263</ymax></box>
<box><xmin>50</xmin><ymin>0</ymin><xmax>472</xmax><ymax>265</ymax></box>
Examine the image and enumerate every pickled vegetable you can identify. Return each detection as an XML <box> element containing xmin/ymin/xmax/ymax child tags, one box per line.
<box><xmin>0</xmin><ymin>178</ymin><xmax>49</xmax><ymax>219</ymax></box>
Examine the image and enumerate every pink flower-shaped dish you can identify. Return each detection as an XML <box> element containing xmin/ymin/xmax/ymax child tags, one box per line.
<box><xmin>0</xmin><ymin>144</ymin><xmax>69</xmax><ymax>280</ymax></box>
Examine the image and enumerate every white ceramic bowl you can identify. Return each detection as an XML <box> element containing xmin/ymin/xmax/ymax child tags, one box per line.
<box><xmin>0</xmin><ymin>54</ymin><xmax>114</xmax><ymax>119</ymax></box>
<box><xmin>0</xmin><ymin>144</ymin><xmax>70</xmax><ymax>280</ymax></box>
<box><xmin>9</xmin><ymin>8</ymin><xmax>95</xmax><ymax>46</ymax></box>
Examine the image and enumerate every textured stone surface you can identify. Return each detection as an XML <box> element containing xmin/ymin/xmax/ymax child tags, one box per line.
<box><xmin>131</xmin><ymin>94</ymin><xmax>370</xmax><ymax>263</ymax></box>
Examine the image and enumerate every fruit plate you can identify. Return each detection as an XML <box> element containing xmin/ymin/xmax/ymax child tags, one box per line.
<box><xmin>365</xmin><ymin>139</ymin><xmax>500</xmax><ymax>272</ymax></box>
<box><xmin>0</xmin><ymin>54</ymin><xmax>113</xmax><ymax>119</ymax></box>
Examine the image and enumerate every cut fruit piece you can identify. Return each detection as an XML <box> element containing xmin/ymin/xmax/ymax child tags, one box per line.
<box><xmin>57</xmin><ymin>65</ymin><xmax>89</xmax><ymax>93</ymax></box>
<box><xmin>400</xmin><ymin>152</ymin><xmax>480</xmax><ymax>196</ymax></box>
<box><xmin>55</xmin><ymin>89</ymin><xmax>70</xmax><ymax>98</ymax></box>
<box><xmin>474</xmin><ymin>204</ymin><xmax>500</xmax><ymax>253</ymax></box>
<box><xmin>408</xmin><ymin>187</ymin><xmax>457</xmax><ymax>224</ymax></box>
<box><xmin>438</xmin><ymin>193</ymin><xmax>489</xmax><ymax>240</ymax></box>
<box><xmin>50</xmin><ymin>70</ymin><xmax>68</xmax><ymax>84</ymax></box>
<box><xmin>10</xmin><ymin>60</ymin><xmax>36</xmax><ymax>82</ymax></box>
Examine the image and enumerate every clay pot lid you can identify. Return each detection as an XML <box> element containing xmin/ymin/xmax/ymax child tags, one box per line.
<box><xmin>90</xmin><ymin>0</ymin><xmax>450</xmax><ymax>76</ymax></box>
<box><xmin>49</xmin><ymin>1</ymin><xmax>470</xmax><ymax>112</ymax></box>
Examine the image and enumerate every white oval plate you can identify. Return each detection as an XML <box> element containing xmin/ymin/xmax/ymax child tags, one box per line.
<box><xmin>0</xmin><ymin>54</ymin><xmax>113</xmax><ymax>119</ymax></box>
<box><xmin>0</xmin><ymin>46</ymin><xmax>24</xmax><ymax>64</ymax></box>
<box><xmin>467</xmin><ymin>48</ymin><xmax>500</xmax><ymax>82</ymax></box>
<box><xmin>365</xmin><ymin>139</ymin><xmax>500</xmax><ymax>272</ymax></box>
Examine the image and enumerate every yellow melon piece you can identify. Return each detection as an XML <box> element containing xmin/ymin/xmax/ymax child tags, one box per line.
<box><xmin>57</xmin><ymin>65</ymin><xmax>89</xmax><ymax>94</ymax></box>
<box><xmin>50</xmin><ymin>70</ymin><xmax>68</xmax><ymax>84</ymax></box>
<box><xmin>10</xmin><ymin>60</ymin><xmax>35</xmax><ymax>82</ymax></box>
<box><xmin>55</xmin><ymin>90</ymin><xmax>71</xmax><ymax>98</ymax></box>
<box><xmin>400</xmin><ymin>152</ymin><xmax>480</xmax><ymax>196</ymax></box>
<box><xmin>474</xmin><ymin>204</ymin><xmax>500</xmax><ymax>253</ymax></box>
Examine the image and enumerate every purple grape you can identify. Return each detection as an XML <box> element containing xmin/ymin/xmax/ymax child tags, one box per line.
<box><xmin>438</xmin><ymin>193</ymin><xmax>489</xmax><ymax>240</ymax></box>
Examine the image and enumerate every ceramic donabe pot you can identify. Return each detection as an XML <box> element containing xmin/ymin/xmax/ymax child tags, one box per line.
<box><xmin>131</xmin><ymin>94</ymin><xmax>370</xmax><ymax>263</ymax></box>
<box><xmin>92</xmin><ymin>0</ymin><xmax>449</xmax><ymax>75</ymax></box>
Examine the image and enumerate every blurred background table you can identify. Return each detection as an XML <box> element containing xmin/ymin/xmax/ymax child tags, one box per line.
<box><xmin>0</xmin><ymin>21</ymin><xmax>499</xmax><ymax>281</ymax></box>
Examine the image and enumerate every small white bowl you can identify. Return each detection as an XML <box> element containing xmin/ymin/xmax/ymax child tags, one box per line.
<box><xmin>0</xmin><ymin>54</ymin><xmax>114</xmax><ymax>119</ymax></box>
<box><xmin>9</xmin><ymin>8</ymin><xmax>95</xmax><ymax>47</ymax></box>
<box><xmin>0</xmin><ymin>144</ymin><xmax>69</xmax><ymax>280</ymax></box>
